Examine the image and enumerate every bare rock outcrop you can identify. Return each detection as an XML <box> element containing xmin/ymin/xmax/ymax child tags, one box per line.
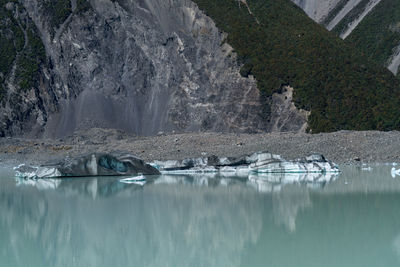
<box><xmin>1</xmin><ymin>0</ymin><xmax>309</xmax><ymax>137</ymax></box>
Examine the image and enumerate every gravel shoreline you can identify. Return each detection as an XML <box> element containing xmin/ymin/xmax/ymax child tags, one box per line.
<box><xmin>1</xmin><ymin>128</ymin><xmax>400</xmax><ymax>166</ymax></box>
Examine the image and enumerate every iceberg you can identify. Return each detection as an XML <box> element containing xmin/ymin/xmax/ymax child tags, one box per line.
<box><xmin>249</xmin><ymin>153</ymin><xmax>339</xmax><ymax>173</ymax></box>
<box><xmin>15</xmin><ymin>153</ymin><xmax>160</xmax><ymax>179</ymax></box>
<box><xmin>152</xmin><ymin>152</ymin><xmax>339</xmax><ymax>175</ymax></box>
<box><xmin>14</xmin><ymin>151</ymin><xmax>339</xmax><ymax>182</ymax></box>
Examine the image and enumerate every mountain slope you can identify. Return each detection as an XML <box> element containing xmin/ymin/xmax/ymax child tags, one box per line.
<box><xmin>344</xmin><ymin>0</ymin><xmax>400</xmax><ymax>74</ymax></box>
<box><xmin>292</xmin><ymin>0</ymin><xmax>343</xmax><ymax>23</ymax></box>
<box><xmin>0</xmin><ymin>0</ymin><xmax>48</xmax><ymax>135</ymax></box>
<box><xmin>193</xmin><ymin>0</ymin><xmax>400</xmax><ymax>132</ymax></box>
<box><xmin>1</xmin><ymin>0</ymin><xmax>400</xmax><ymax>136</ymax></box>
<box><xmin>0</xmin><ymin>0</ymin><xmax>273</xmax><ymax>137</ymax></box>
<box><xmin>292</xmin><ymin>0</ymin><xmax>400</xmax><ymax>75</ymax></box>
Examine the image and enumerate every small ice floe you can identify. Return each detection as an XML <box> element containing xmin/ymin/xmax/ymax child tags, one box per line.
<box><xmin>119</xmin><ymin>174</ymin><xmax>146</xmax><ymax>185</ymax></box>
<box><xmin>13</xmin><ymin>164</ymin><xmax>24</xmax><ymax>170</ymax></box>
<box><xmin>391</xmin><ymin>168</ymin><xmax>400</xmax><ymax>178</ymax></box>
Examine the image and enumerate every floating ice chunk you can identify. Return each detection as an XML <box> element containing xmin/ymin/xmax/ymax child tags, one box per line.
<box><xmin>218</xmin><ymin>157</ymin><xmax>232</xmax><ymax>165</ymax></box>
<box><xmin>14</xmin><ymin>165</ymin><xmax>62</xmax><ymax>179</ymax></box>
<box><xmin>14</xmin><ymin>164</ymin><xmax>39</xmax><ymax>179</ymax></box>
<box><xmin>245</xmin><ymin>152</ymin><xmax>282</xmax><ymax>165</ymax></box>
<box><xmin>152</xmin><ymin>157</ymin><xmax>212</xmax><ymax>173</ymax></box>
<box><xmin>35</xmin><ymin>167</ymin><xmax>62</xmax><ymax>179</ymax></box>
<box><xmin>159</xmin><ymin>166</ymin><xmax>218</xmax><ymax>174</ymax></box>
<box><xmin>14</xmin><ymin>153</ymin><xmax>160</xmax><ymax>179</ymax></box>
<box><xmin>119</xmin><ymin>174</ymin><xmax>146</xmax><ymax>184</ymax></box>
<box><xmin>249</xmin><ymin>155</ymin><xmax>339</xmax><ymax>174</ymax></box>
<box><xmin>153</xmin><ymin>152</ymin><xmax>339</xmax><ymax>177</ymax></box>
<box><xmin>13</xmin><ymin>164</ymin><xmax>25</xmax><ymax>170</ymax></box>
<box><xmin>391</xmin><ymin>168</ymin><xmax>400</xmax><ymax>178</ymax></box>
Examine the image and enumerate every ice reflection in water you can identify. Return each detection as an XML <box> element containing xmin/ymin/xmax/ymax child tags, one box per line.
<box><xmin>2</xmin><ymin>166</ymin><xmax>400</xmax><ymax>267</ymax></box>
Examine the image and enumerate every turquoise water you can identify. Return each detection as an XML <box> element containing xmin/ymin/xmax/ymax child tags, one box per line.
<box><xmin>1</xmin><ymin>165</ymin><xmax>400</xmax><ymax>266</ymax></box>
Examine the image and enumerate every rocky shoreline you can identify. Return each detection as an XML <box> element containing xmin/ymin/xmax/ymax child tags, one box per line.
<box><xmin>1</xmin><ymin>128</ymin><xmax>400</xmax><ymax>166</ymax></box>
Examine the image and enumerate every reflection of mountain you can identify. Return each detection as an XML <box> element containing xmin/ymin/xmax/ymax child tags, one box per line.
<box><xmin>0</xmin><ymin>177</ymin><xmax>262</xmax><ymax>267</ymax></box>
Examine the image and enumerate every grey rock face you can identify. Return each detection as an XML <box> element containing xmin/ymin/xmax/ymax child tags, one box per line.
<box><xmin>6</xmin><ymin>0</ymin><xmax>270</xmax><ymax>137</ymax></box>
<box><xmin>291</xmin><ymin>0</ymin><xmax>343</xmax><ymax>23</ymax></box>
<box><xmin>290</xmin><ymin>0</ymin><xmax>366</xmax><ymax>27</ymax></box>
<box><xmin>0</xmin><ymin>2</ymin><xmax>55</xmax><ymax>137</ymax></box>
<box><xmin>1</xmin><ymin>0</ymin><xmax>311</xmax><ymax>137</ymax></box>
<box><xmin>267</xmin><ymin>86</ymin><xmax>309</xmax><ymax>132</ymax></box>
<box><xmin>291</xmin><ymin>0</ymin><xmax>381</xmax><ymax>36</ymax></box>
<box><xmin>15</xmin><ymin>152</ymin><xmax>160</xmax><ymax>178</ymax></box>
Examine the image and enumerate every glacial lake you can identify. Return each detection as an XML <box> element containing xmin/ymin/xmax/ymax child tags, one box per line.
<box><xmin>1</xmin><ymin>165</ymin><xmax>400</xmax><ymax>267</ymax></box>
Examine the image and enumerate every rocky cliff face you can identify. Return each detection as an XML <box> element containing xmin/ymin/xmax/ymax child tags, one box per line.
<box><xmin>291</xmin><ymin>0</ymin><xmax>342</xmax><ymax>23</ymax></box>
<box><xmin>1</xmin><ymin>0</ymin><xmax>308</xmax><ymax>137</ymax></box>
<box><xmin>291</xmin><ymin>0</ymin><xmax>378</xmax><ymax>31</ymax></box>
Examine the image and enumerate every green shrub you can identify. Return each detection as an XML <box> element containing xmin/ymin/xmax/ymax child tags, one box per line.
<box><xmin>16</xmin><ymin>27</ymin><xmax>46</xmax><ymax>91</ymax></box>
<box><xmin>76</xmin><ymin>0</ymin><xmax>91</xmax><ymax>13</ymax></box>
<box><xmin>0</xmin><ymin>1</ymin><xmax>46</xmax><ymax>93</ymax></box>
<box><xmin>43</xmin><ymin>0</ymin><xmax>72</xmax><ymax>36</ymax></box>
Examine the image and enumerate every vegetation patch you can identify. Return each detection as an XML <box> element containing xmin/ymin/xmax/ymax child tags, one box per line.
<box><xmin>76</xmin><ymin>0</ymin><xmax>91</xmax><ymax>13</ymax></box>
<box><xmin>0</xmin><ymin>0</ymin><xmax>46</xmax><ymax>97</ymax></box>
<box><xmin>193</xmin><ymin>0</ymin><xmax>400</xmax><ymax>132</ymax></box>
<box><xmin>0</xmin><ymin>83</ymin><xmax>4</xmax><ymax>103</ymax></box>
<box><xmin>0</xmin><ymin>0</ymin><xmax>21</xmax><ymax>76</ymax></box>
<box><xmin>344</xmin><ymin>0</ymin><xmax>400</xmax><ymax>67</ymax></box>
<box><xmin>332</xmin><ymin>0</ymin><xmax>371</xmax><ymax>36</ymax></box>
<box><xmin>16</xmin><ymin>27</ymin><xmax>46</xmax><ymax>91</ymax></box>
<box><xmin>42</xmin><ymin>0</ymin><xmax>72</xmax><ymax>36</ymax></box>
<box><xmin>0</xmin><ymin>0</ymin><xmax>18</xmax><ymax>101</ymax></box>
